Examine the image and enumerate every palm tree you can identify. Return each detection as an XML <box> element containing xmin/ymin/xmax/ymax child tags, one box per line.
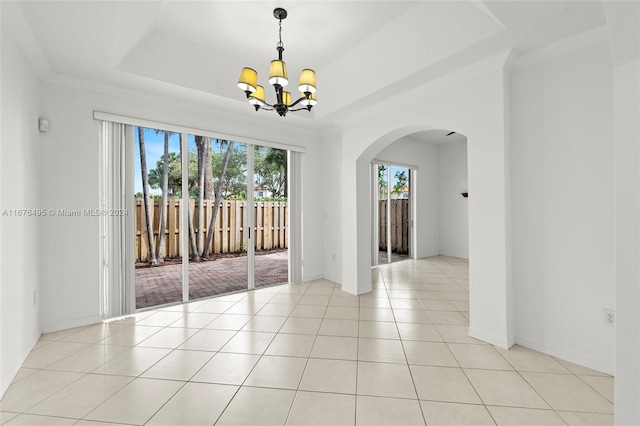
<box><xmin>155</xmin><ymin>130</ymin><xmax>176</xmax><ymax>263</ymax></box>
<box><xmin>138</xmin><ymin>127</ymin><xmax>158</xmax><ymax>266</ymax></box>
<box><xmin>179</xmin><ymin>135</ymin><xmax>199</xmax><ymax>261</ymax></box>
<box><xmin>196</xmin><ymin>137</ymin><xmax>207</xmax><ymax>257</ymax></box>
<box><xmin>204</xmin><ymin>138</ymin><xmax>215</xmax><ymax>199</ymax></box>
<box><xmin>202</xmin><ymin>140</ymin><xmax>234</xmax><ymax>258</ymax></box>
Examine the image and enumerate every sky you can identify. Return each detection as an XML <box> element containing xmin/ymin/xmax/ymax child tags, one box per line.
<box><xmin>133</xmin><ymin>128</ymin><xmax>181</xmax><ymax>195</ymax></box>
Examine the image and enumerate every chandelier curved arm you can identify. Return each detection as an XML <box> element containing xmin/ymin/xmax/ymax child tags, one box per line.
<box><xmin>253</xmin><ymin>101</ymin><xmax>274</xmax><ymax>111</ymax></box>
<box><xmin>288</xmin><ymin>95</ymin><xmax>311</xmax><ymax>109</ymax></box>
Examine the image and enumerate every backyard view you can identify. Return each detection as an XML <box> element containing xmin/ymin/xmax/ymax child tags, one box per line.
<box><xmin>378</xmin><ymin>164</ymin><xmax>411</xmax><ymax>264</ymax></box>
<box><xmin>134</xmin><ymin>128</ymin><xmax>288</xmax><ymax>309</ymax></box>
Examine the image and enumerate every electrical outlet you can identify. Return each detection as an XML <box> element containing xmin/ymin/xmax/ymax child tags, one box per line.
<box><xmin>33</xmin><ymin>290</ymin><xmax>38</xmax><ymax>306</ymax></box>
<box><xmin>603</xmin><ymin>309</ymin><xmax>615</xmax><ymax>327</ymax></box>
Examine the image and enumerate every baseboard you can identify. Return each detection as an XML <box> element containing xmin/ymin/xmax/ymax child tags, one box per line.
<box><xmin>1</xmin><ymin>328</ymin><xmax>41</xmax><ymax>399</ymax></box>
<box><xmin>40</xmin><ymin>315</ymin><xmax>103</xmax><ymax>334</ymax></box>
<box><xmin>355</xmin><ymin>285</ymin><xmax>373</xmax><ymax>296</ymax></box>
<box><xmin>322</xmin><ymin>273</ymin><xmax>341</xmax><ymax>286</ymax></box>
<box><xmin>437</xmin><ymin>252</ymin><xmax>469</xmax><ymax>260</ymax></box>
<box><xmin>515</xmin><ymin>336</ymin><xmax>614</xmax><ymax>376</ymax></box>
<box><xmin>468</xmin><ymin>327</ymin><xmax>513</xmax><ymax>349</ymax></box>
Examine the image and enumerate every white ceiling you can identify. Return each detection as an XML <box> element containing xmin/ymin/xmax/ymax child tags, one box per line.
<box><xmin>5</xmin><ymin>1</ymin><xmax>635</xmax><ymax>132</ymax></box>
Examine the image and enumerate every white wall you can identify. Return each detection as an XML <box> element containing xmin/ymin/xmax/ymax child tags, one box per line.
<box><xmin>38</xmin><ymin>81</ymin><xmax>324</xmax><ymax>332</ymax></box>
<box><xmin>0</xmin><ymin>19</ymin><xmax>42</xmax><ymax>397</ymax></box>
<box><xmin>438</xmin><ymin>141</ymin><xmax>469</xmax><ymax>258</ymax></box>
<box><xmin>321</xmin><ymin>127</ymin><xmax>343</xmax><ymax>283</ymax></box>
<box><xmin>374</xmin><ymin>136</ymin><xmax>440</xmax><ymax>259</ymax></box>
<box><xmin>332</xmin><ymin>51</ymin><xmax>514</xmax><ymax>348</ymax></box>
<box><xmin>510</xmin><ymin>38</ymin><xmax>615</xmax><ymax>373</ymax></box>
<box><xmin>613</xmin><ymin>60</ymin><xmax>640</xmax><ymax>424</ymax></box>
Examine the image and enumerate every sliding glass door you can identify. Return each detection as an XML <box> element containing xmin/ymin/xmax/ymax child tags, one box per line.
<box><xmin>133</xmin><ymin>127</ymin><xmax>183</xmax><ymax>309</ymax></box>
<box><xmin>253</xmin><ymin>145</ymin><xmax>289</xmax><ymax>288</ymax></box>
<box><xmin>374</xmin><ymin>163</ymin><xmax>412</xmax><ymax>265</ymax></box>
<box><xmin>133</xmin><ymin>126</ymin><xmax>289</xmax><ymax>309</ymax></box>
<box><xmin>188</xmin><ymin>138</ymin><xmax>249</xmax><ymax>301</ymax></box>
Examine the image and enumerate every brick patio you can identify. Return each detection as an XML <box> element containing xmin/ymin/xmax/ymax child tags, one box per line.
<box><xmin>135</xmin><ymin>251</ymin><xmax>288</xmax><ymax>309</ymax></box>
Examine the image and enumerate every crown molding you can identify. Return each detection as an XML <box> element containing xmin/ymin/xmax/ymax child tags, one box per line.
<box><xmin>511</xmin><ymin>25</ymin><xmax>609</xmax><ymax>73</ymax></box>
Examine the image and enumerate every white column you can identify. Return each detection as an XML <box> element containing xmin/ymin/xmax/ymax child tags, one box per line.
<box><xmin>613</xmin><ymin>60</ymin><xmax>640</xmax><ymax>425</ymax></box>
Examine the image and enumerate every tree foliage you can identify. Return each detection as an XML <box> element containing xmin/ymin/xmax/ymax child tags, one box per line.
<box><xmin>378</xmin><ymin>165</ymin><xmax>388</xmax><ymax>200</ymax></box>
<box><xmin>255</xmin><ymin>146</ymin><xmax>287</xmax><ymax>198</ymax></box>
<box><xmin>212</xmin><ymin>140</ymin><xmax>247</xmax><ymax>199</ymax></box>
<box><xmin>149</xmin><ymin>152</ymin><xmax>182</xmax><ymax>197</ymax></box>
<box><xmin>392</xmin><ymin>170</ymin><xmax>408</xmax><ymax>196</ymax></box>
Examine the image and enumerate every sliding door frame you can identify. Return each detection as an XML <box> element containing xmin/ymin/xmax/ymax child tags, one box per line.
<box><xmin>96</xmin><ymin>111</ymin><xmax>304</xmax><ymax>314</ymax></box>
<box><xmin>181</xmin><ymin>133</ymin><xmax>189</xmax><ymax>303</ymax></box>
<box><xmin>246</xmin><ymin>145</ymin><xmax>255</xmax><ymax>290</ymax></box>
<box><xmin>371</xmin><ymin>160</ymin><xmax>418</xmax><ymax>266</ymax></box>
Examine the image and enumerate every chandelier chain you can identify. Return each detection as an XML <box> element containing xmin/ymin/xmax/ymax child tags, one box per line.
<box><xmin>277</xmin><ymin>18</ymin><xmax>283</xmax><ymax>49</ymax></box>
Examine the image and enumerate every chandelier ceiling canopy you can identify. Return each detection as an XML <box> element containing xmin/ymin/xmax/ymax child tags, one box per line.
<box><xmin>237</xmin><ymin>8</ymin><xmax>317</xmax><ymax>117</ymax></box>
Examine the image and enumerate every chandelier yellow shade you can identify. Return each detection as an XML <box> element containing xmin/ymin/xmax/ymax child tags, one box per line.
<box><xmin>269</xmin><ymin>60</ymin><xmax>288</xmax><ymax>86</ymax></box>
<box><xmin>249</xmin><ymin>85</ymin><xmax>266</xmax><ymax>105</ymax></box>
<box><xmin>298</xmin><ymin>69</ymin><xmax>316</xmax><ymax>94</ymax></box>
<box><xmin>237</xmin><ymin>67</ymin><xmax>258</xmax><ymax>93</ymax></box>
<box><xmin>300</xmin><ymin>92</ymin><xmax>317</xmax><ymax>106</ymax></box>
<box><xmin>282</xmin><ymin>91</ymin><xmax>292</xmax><ymax>106</ymax></box>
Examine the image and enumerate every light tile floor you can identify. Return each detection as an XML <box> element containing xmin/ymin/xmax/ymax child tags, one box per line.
<box><xmin>1</xmin><ymin>256</ymin><xmax>614</xmax><ymax>425</ymax></box>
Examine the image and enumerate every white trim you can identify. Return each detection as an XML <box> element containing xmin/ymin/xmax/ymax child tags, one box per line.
<box><xmin>468</xmin><ymin>326</ymin><xmax>512</xmax><ymax>350</ymax></box>
<box><xmin>125</xmin><ymin>125</ymin><xmax>136</xmax><ymax>313</ymax></box>
<box><xmin>371</xmin><ymin>164</ymin><xmax>380</xmax><ymax>266</ymax></box>
<box><xmin>1</xmin><ymin>329</ymin><xmax>41</xmax><ymax>398</ymax></box>
<box><xmin>181</xmin><ymin>133</ymin><xmax>189</xmax><ymax>303</ymax></box>
<box><xmin>511</xmin><ymin>25</ymin><xmax>609</xmax><ymax>73</ymax></box>
<box><xmin>41</xmin><ymin>315</ymin><xmax>103</xmax><ymax>334</ymax></box>
<box><xmin>93</xmin><ymin>111</ymin><xmax>306</xmax><ymax>153</ymax></box>
<box><xmin>289</xmin><ymin>151</ymin><xmax>303</xmax><ymax>283</ymax></box>
<box><xmin>1</xmin><ymin>2</ymin><xmax>53</xmax><ymax>80</ymax></box>
<box><xmin>410</xmin><ymin>169</ymin><xmax>418</xmax><ymax>259</ymax></box>
<box><xmin>372</xmin><ymin>159</ymin><xmax>419</xmax><ymax>170</ymax></box>
<box><xmin>515</xmin><ymin>336</ymin><xmax>614</xmax><ymax>376</ymax></box>
<box><xmin>386</xmin><ymin>166</ymin><xmax>392</xmax><ymax>263</ymax></box>
<box><xmin>247</xmin><ymin>146</ymin><xmax>255</xmax><ymax>290</ymax></box>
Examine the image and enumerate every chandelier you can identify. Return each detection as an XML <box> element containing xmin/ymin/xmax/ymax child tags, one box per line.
<box><xmin>237</xmin><ymin>8</ymin><xmax>317</xmax><ymax>117</ymax></box>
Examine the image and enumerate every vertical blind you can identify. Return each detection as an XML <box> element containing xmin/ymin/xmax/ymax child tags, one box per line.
<box><xmin>99</xmin><ymin>121</ymin><xmax>134</xmax><ymax>319</ymax></box>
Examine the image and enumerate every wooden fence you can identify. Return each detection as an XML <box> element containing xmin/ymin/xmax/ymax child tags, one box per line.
<box><xmin>135</xmin><ymin>199</ymin><xmax>288</xmax><ymax>263</ymax></box>
<box><xmin>379</xmin><ymin>199</ymin><xmax>409</xmax><ymax>254</ymax></box>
